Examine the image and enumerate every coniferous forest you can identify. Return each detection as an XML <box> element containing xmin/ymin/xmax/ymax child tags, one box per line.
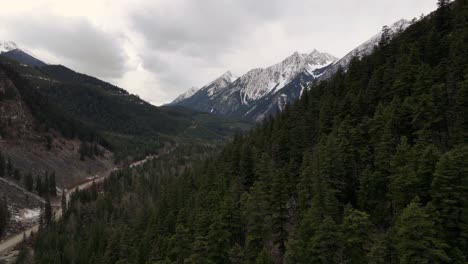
<box><xmin>18</xmin><ymin>1</ymin><xmax>467</xmax><ymax>263</ymax></box>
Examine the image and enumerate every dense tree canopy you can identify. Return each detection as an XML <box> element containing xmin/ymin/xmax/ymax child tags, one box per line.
<box><xmin>22</xmin><ymin>1</ymin><xmax>468</xmax><ymax>263</ymax></box>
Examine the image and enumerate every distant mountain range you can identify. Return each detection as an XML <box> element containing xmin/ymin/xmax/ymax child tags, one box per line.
<box><xmin>171</xmin><ymin>19</ymin><xmax>412</xmax><ymax>122</ymax></box>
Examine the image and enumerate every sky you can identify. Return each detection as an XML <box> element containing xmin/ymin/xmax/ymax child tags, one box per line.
<box><xmin>0</xmin><ymin>0</ymin><xmax>437</xmax><ymax>105</ymax></box>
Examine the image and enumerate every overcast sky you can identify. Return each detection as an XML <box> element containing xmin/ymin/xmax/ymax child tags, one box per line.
<box><xmin>0</xmin><ymin>0</ymin><xmax>437</xmax><ymax>105</ymax></box>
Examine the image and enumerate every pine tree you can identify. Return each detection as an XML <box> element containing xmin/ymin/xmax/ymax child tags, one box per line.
<box><xmin>367</xmin><ymin>233</ymin><xmax>392</xmax><ymax>264</ymax></box>
<box><xmin>44</xmin><ymin>172</ymin><xmax>50</xmax><ymax>196</ymax></box>
<box><xmin>430</xmin><ymin>146</ymin><xmax>468</xmax><ymax>252</ymax></box>
<box><xmin>286</xmin><ymin>168</ymin><xmax>340</xmax><ymax>264</ymax></box>
<box><xmin>341</xmin><ymin>205</ymin><xmax>373</xmax><ymax>264</ymax></box>
<box><xmin>389</xmin><ymin>137</ymin><xmax>419</xmax><ymax>215</ymax></box>
<box><xmin>44</xmin><ymin>196</ymin><xmax>52</xmax><ymax>227</ymax></box>
<box><xmin>61</xmin><ymin>193</ymin><xmax>67</xmax><ymax>217</ymax></box>
<box><xmin>35</xmin><ymin>175</ymin><xmax>42</xmax><ymax>195</ymax></box>
<box><xmin>453</xmin><ymin>78</ymin><xmax>468</xmax><ymax>144</ymax></box>
<box><xmin>13</xmin><ymin>168</ymin><xmax>21</xmax><ymax>181</ymax></box>
<box><xmin>296</xmin><ymin>152</ymin><xmax>314</xmax><ymax>216</ymax></box>
<box><xmin>24</xmin><ymin>172</ymin><xmax>34</xmax><ymax>192</ymax></box>
<box><xmin>6</xmin><ymin>158</ymin><xmax>13</xmax><ymax>177</ymax></box>
<box><xmin>255</xmin><ymin>248</ymin><xmax>274</xmax><ymax>264</ymax></box>
<box><xmin>239</xmin><ymin>143</ymin><xmax>255</xmax><ymax>190</ymax></box>
<box><xmin>269</xmin><ymin>168</ymin><xmax>289</xmax><ymax>258</ymax></box>
<box><xmin>308</xmin><ymin>216</ymin><xmax>341</xmax><ymax>264</ymax></box>
<box><xmin>415</xmin><ymin>144</ymin><xmax>441</xmax><ymax>203</ymax></box>
<box><xmin>0</xmin><ymin>195</ymin><xmax>9</xmax><ymax>236</ymax></box>
<box><xmin>0</xmin><ymin>151</ymin><xmax>5</xmax><ymax>178</ymax></box>
<box><xmin>49</xmin><ymin>172</ymin><xmax>57</xmax><ymax>196</ymax></box>
<box><xmin>395</xmin><ymin>200</ymin><xmax>451</xmax><ymax>264</ymax></box>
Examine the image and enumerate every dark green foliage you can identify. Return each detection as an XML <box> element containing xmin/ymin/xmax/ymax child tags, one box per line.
<box><xmin>43</xmin><ymin>197</ymin><xmax>52</xmax><ymax>228</ymax></box>
<box><xmin>79</xmin><ymin>141</ymin><xmax>103</xmax><ymax>161</ymax></box>
<box><xmin>13</xmin><ymin>168</ymin><xmax>21</xmax><ymax>181</ymax></box>
<box><xmin>430</xmin><ymin>145</ymin><xmax>468</xmax><ymax>256</ymax></box>
<box><xmin>24</xmin><ymin>172</ymin><xmax>33</xmax><ymax>192</ymax></box>
<box><xmin>0</xmin><ymin>151</ymin><xmax>5</xmax><ymax>178</ymax></box>
<box><xmin>35</xmin><ymin>176</ymin><xmax>42</xmax><ymax>196</ymax></box>
<box><xmin>341</xmin><ymin>205</ymin><xmax>373</xmax><ymax>264</ymax></box>
<box><xmin>23</xmin><ymin>1</ymin><xmax>468</xmax><ymax>263</ymax></box>
<box><xmin>395</xmin><ymin>200</ymin><xmax>451</xmax><ymax>264</ymax></box>
<box><xmin>6</xmin><ymin>157</ymin><xmax>13</xmax><ymax>177</ymax></box>
<box><xmin>61</xmin><ymin>193</ymin><xmax>66</xmax><ymax>217</ymax></box>
<box><xmin>33</xmin><ymin>171</ymin><xmax>57</xmax><ymax>197</ymax></box>
<box><xmin>49</xmin><ymin>172</ymin><xmax>57</xmax><ymax>197</ymax></box>
<box><xmin>0</xmin><ymin>196</ymin><xmax>9</xmax><ymax>236</ymax></box>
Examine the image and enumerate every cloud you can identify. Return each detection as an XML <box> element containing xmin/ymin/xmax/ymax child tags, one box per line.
<box><xmin>0</xmin><ymin>0</ymin><xmax>437</xmax><ymax>105</ymax></box>
<box><xmin>128</xmin><ymin>0</ymin><xmax>436</xmax><ymax>105</ymax></box>
<box><xmin>3</xmin><ymin>15</ymin><xmax>128</xmax><ymax>78</ymax></box>
<box><xmin>132</xmin><ymin>0</ymin><xmax>285</xmax><ymax>61</ymax></box>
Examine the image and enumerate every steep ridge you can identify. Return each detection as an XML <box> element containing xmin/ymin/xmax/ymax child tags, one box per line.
<box><xmin>173</xmin><ymin>50</ymin><xmax>336</xmax><ymax>121</ymax></box>
<box><xmin>172</xmin><ymin>19</ymin><xmax>413</xmax><ymax>122</ymax></box>
<box><xmin>318</xmin><ymin>19</ymin><xmax>412</xmax><ymax>81</ymax></box>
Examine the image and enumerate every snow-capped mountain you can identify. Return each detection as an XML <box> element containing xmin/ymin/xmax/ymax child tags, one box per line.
<box><xmin>171</xmin><ymin>19</ymin><xmax>412</xmax><ymax>122</ymax></box>
<box><xmin>171</xmin><ymin>50</ymin><xmax>336</xmax><ymax>120</ymax></box>
<box><xmin>204</xmin><ymin>70</ymin><xmax>238</xmax><ymax>97</ymax></box>
<box><xmin>318</xmin><ymin>19</ymin><xmax>412</xmax><ymax>81</ymax></box>
<box><xmin>0</xmin><ymin>41</ymin><xmax>19</xmax><ymax>53</ymax></box>
<box><xmin>235</xmin><ymin>50</ymin><xmax>335</xmax><ymax>104</ymax></box>
<box><xmin>172</xmin><ymin>87</ymin><xmax>199</xmax><ymax>104</ymax></box>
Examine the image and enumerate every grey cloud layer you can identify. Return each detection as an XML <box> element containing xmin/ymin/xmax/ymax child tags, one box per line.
<box><xmin>4</xmin><ymin>16</ymin><xmax>127</xmax><ymax>78</ymax></box>
<box><xmin>132</xmin><ymin>0</ymin><xmax>286</xmax><ymax>60</ymax></box>
<box><xmin>129</xmin><ymin>0</ymin><xmax>296</xmax><ymax>98</ymax></box>
<box><xmin>0</xmin><ymin>0</ymin><xmax>436</xmax><ymax>105</ymax></box>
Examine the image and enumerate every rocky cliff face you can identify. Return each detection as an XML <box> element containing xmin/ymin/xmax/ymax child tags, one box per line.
<box><xmin>0</xmin><ymin>70</ymin><xmax>36</xmax><ymax>139</ymax></box>
<box><xmin>0</xmin><ymin>68</ymin><xmax>114</xmax><ymax>188</ymax></box>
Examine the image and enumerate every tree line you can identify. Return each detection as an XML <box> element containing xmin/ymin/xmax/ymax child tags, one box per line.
<box><xmin>0</xmin><ymin>150</ymin><xmax>57</xmax><ymax>197</ymax></box>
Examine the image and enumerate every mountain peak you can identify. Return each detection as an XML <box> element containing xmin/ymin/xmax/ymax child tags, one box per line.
<box><xmin>310</xmin><ymin>49</ymin><xmax>319</xmax><ymax>54</ymax></box>
<box><xmin>171</xmin><ymin>86</ymin><xmax>199</xmax><ymax>104</ymax></box>
<box><xmin>287</xmin><ymin>51</ymin><xmax>304</xmax><ymax>60</ymax></box>
<box><xmin>391</xmin><ymin>19</ymin><xmax>410</xmax><ymax>28</ymax></box>
<box><xmin>0</xmin><ymin>41</ymin><xmax>19</xmax><ymax>53</ymax></box>
<box><xmin>219</xmin><ymin>70</ymin><xmax>237</xmax><ymax>82</ymax></box>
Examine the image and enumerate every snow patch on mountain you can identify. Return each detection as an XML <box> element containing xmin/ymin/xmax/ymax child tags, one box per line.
<box><xmin>172</xmin><ymin>87</ymin><xmax>199</xmax><ymax>104</ymax></box>
<box><xmin>235</xmin><ymin>50</ymin><xmax>336</xmax><ymax>104</ymax></box>
<box><xmin>205</xmin><ymin>71</ymin><xmax>238</xmax><ymax>96</ymax></box>
<box><xmin>0</xmin><ymin>41</ymin><xmax>19</xmax><ymax>53</ymax></box>
<box><xmin>319</xmin><ymin>19</ymin><xmax>412</xmax><ymax>80</ymax></box>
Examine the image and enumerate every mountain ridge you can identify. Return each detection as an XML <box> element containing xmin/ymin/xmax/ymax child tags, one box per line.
<box><xmin>171</xmin><ymin>49</ymin><xmax>337</xmax><ymax>121</ymax></box>
<box><xmin>171</xmin><ymin>19</ymin><xmax>412</xmax><ymax>122</ymax></box>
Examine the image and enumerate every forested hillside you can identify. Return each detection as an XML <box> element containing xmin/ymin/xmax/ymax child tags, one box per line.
<box><xmin>0</xmin><ymin>58</ymin><xmax>250</xmax><ymax>162</ymax></box>
<box><xmin>23</xmin><ymin>1</ymin><xmax>467</xmax><ymax>263</ymax></box>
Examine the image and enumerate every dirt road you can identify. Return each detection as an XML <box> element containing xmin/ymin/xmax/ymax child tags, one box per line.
<box><xmin>0</xmin><ymin>152</ymin><xmax>166</xmax><ymax>256</ymax></box>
